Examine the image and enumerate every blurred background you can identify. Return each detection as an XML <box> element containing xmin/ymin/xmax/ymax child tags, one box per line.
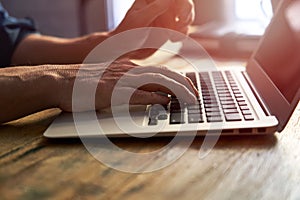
<box><xmin>1</xmin><ymin>0</ymin><xmax>279</xmax><ymax>57</ymax></box>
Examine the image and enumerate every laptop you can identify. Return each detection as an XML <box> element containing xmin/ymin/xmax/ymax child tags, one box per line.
<box><xmin>44</xmin><ymin>0</ymin><xmax>300</xmax><ymax>138</ymax></box>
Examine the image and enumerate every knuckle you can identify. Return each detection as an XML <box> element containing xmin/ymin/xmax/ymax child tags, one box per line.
<box><xmin>158</xmin><ymin>65</ymin><xmax>169</xmax><ymax>71</ymax></box>
<box><xmin>152</xmin><ymin>73</ymin><xmax>165</xmax><ymax>82</ymax></box>
<box><xmin>144</xmin><ymin>73</ymin><xmax>166</xmax><ymax>85</ymax></box>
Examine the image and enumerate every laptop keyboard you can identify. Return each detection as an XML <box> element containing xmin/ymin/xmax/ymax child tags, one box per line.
<box><xmin>148</xmin><ymin>71</ymin><xmax>255</xmax><ymax>126</ymax></box>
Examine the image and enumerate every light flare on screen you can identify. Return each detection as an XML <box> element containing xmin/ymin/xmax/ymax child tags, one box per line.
<box><xmin>255</xmin><ymin>1</ymin><xmax>300</xmax><ymax>103</ymax></box>
<box><xmin>235</xmin><ymin>0</ymin><xmax>273</xmax><ymax>22</ymax></box>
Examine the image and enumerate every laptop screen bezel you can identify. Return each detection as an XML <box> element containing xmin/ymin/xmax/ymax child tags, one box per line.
<box><xmin>246</xmin><ymin>0</ymin><xmax>300</xmax><ymax>132</ymax></box>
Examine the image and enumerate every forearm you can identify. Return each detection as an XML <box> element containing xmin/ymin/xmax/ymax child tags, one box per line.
<box><xmin>0</xmin><ymin>65</ymin><xmax>70</xmax><ymax>124</ymax></box>
<box><xmin>11</xmin><ymin>32</ymin><xmax>111</xmax><ymax>66</ymax></box>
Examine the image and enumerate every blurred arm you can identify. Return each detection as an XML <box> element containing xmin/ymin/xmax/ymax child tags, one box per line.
<box><xmin>11</xmin><ymin>32</ymin><xmax>111</xmax><ymax>65</ymax></box>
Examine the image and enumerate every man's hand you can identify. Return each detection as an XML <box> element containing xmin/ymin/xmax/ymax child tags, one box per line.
<box><xmin>111</xmin><ymin>0</ymin><xmax>195</xmax><ymax>59</ymax></box>
<box><xmin>150</xmin><ymin>0</ymin><xmax>195</xmax><ymax>35</ymax></box>
<box><xmin>59</xmin><ymin>60</ymin><xmax>198</xmax><ymax>112</ymax></box>
<box><xmin>113</xmin><ymin>0</ymin><xmax>195</xmax><ymax>35</ymax></box>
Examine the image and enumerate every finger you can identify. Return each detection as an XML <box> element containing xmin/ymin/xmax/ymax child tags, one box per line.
<box><xmin>175</xmin><ymin>0</ymin><xmax>195</xmax><ymax>24</ymax></box>
<box><xmin>120</xmin><ymin>49</ymin><xmax>158</xmax><ymax>60</ymax></box>
<box><xmin>120</xmin><ymin>73</ymin><xmax>197</xmax><ymax>104</ymax></box>
<box><xmin>130</xmin><ymin>89</ymin><xmax>170</xmax><ymax>105</ymax></box>
<box><xmin>136</xmin><ymin>0</ymin><xmax>173</xmax><ymax>25</ymax></box>
<box><xmin>109</xmin><ymin>87</ymin><xmax>170</xmax><ymax>106</ymax></box>
<box><xmin>153</xmin><ymin>8</ymin><xmax>176</xmax><ymax>29</ymax></box>
<box><xmin>139</xmin><ymin>0</ymin><xmax>172</xmax><ymax>24</ymax></box>
<box><xmin>185</xmin><ymin>76</ymin><xmax>199</xmax><ymax>97</ymax></box>
<box><xmin>114</xmin><ymin>59</ymin><xmax>139</xmax><ymax>66</ymax></box>
<box><xmin>127</xmin><ymin>66</ymin><xmax>199</xmax><ymax>96</ymax></box>
<box><xmin>178</xmin><ymin>13</ymin><xmax>194</xmax><ymax>28</ymax></box>
<box><xmin>173</xmin><ymin>14</ymin><xmax>194</xmax><ymax>36</ymax></box>
<box><xmin>141</xmin><ymin>66</ymin><xmax>198</xmax><ymax>96</ymax></box>
<box><xmin>103</xmin><ymin>64</ymin><xmax>134</xmax><ymax>75</ymax></box>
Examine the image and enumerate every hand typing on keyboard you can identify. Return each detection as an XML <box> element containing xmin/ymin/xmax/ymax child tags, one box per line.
<box><xmin>148</xmin><ymin>71</ymin><xmax>255</xmax><ymax>126</ymax></box>
<box><xmin>62</xmin><ymin>61</ymin><xmax>199</xmax><ymax>112</ymax></box>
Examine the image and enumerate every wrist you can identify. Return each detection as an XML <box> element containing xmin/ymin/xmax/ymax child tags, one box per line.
<box><xmin>70</xmin><ymin>32</ymin><xmax>112</xmax><ymax>63</ymax></box>
<box><xmin>34</xmin><ymin>65</ymin><xmax>66</xmax><ymax>110</ymax></box>
<box><xmin>48</xmin><ymin>65</ymin><xmax>79</xmax><ymax>112</ymax></box>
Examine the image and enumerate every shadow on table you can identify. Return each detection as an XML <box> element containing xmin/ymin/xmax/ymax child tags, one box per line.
<box><xmin>45</xmin><ymin>133</ymin><xmax>277</xmax><ymax>153</ymax></box>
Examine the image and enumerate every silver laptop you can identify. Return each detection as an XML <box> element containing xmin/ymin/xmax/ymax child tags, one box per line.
<box><xmin>44</xmin><ymin>0</ymin><xmax>300</xmax><ymax>138</ymax></box>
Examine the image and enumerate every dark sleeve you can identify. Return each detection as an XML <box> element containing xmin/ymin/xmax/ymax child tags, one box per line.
<box><xmin>0</xmin><ymin>4</ymin><xmax>39</xmax><ymax>67</ymax></box>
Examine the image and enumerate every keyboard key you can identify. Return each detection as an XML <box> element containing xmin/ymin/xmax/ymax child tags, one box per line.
<box><xmin>217</xmin><ymin>90</ymin><xmax>231</xmax><ymax>94</ymax></box>
<box><xmin>205</xmin><ymin>107</ymin><xmax>220</xmax><ymax>112</ymax></box>
<box><xmin>204</xmin><ymin>103</ymin><xmax>219</xmax><ymax>108</ymax></box>
<box><xmin>207</xmin><ymin>116</ymin><xmax>223</xmax><ymax>122</ymax></box>
<box><xmin>215</xmin><ymin>82</ymin><xmax>226</xmax><ymax>86</ymax></box>
<box><xmin>238</xmin><ymin>102</ymin><xmax>247</xmax><ymax>107</ymax></box>
<box><xmin>240</xmin><ymin>105</ymin><xmax>250</xmax><ymax>110</ymax></box>
<box><xmin>204</xmin><ymin>100</ymin><xmax>218</xmax><ymax>105</ymax></box>
<box><xmin>170</xmin><ymin>109</ymin><xmax>185</xmax><ymax>114</ymax></box>
<box><xmin>170</xmin><ymin>100</ymin><xmax>185</xmax><ymax>113</ymax></box>
<box><xmin>150</xmin><ymin>109</ymin><xmax>159</xmax><ymax>117</ymax></box>
<box><xmin>244</xmin><ymin>115</ymin><xmax>254</xmax><ymax>121</ymax></box>
<box><xmin>220</xmin><ymin>100</ymin><xmax>235</xmax><ymax>105</ymax></box>
<box><xmin>188</xmin><ymin>114</ymin><xmax>204</xmax><ymax>123</ymax></box>
<box><xmin>187</xmin><ymin>105</ymin><xmax>201</xmax><ymax>110</ymax></box>
<box><xmin>232</xmin><ymin>87</ymin><xmax>239</xmax><ymax>91</ymax></box>
<box><xmin>203</xmin><ymin>96</ymin><xmax>217</xmax><ymax>100</ymax></box>
<box><xmin>202</xmin><ymin>90</ymin><xmax>215</xmax><ymax>95</ymax></box>
<box><xmin>222</xmin><ymin>104</ymin><xmax>237</xmax><ymax>109</ymax></box>
<box><xmin>158</xmin><ymin>114</ymin><xmax>168</xmax><ymax>120</ymax></box>
<box><xmin>170</xmin><ymin>113</ymin><xmax>185</xmax><ymax>124</ymax></box>
<box><xmin>236</xmin><ymin>98</ymin><xmax>246</xmax><ymax>102</ymax></box>
<box><xmin>200</xmin><ymin>84</ymin><xmax>211</xmax><ymax>88</ymax></box>
<box><xmin>225</xmin><ymin>113</ymin><xmax>242</xmax><ymax>121</ymax></box>
<box><xmin>233</xmin><ymin>90</ymin><xmax>242</xmax><ymax>94</ymax></box>
<box><xmin>235</xmin><ymin>94</ymin><xmax>243</xmax><ymax>98</ymax></box>
<box><xmin>219</xmin><ymin>97</ymin><xmax>234</xmax><ymax>101</ymax></box>
<box><xmin>223</xmin><ymin>109</ymin><xmax>239</xmax><ymax>114</ymax></box>
<box><xmin>148</xmin><ymin>118</ymin><xmax>158</xmax><ymax>126</ymax></box>
<box><xmin>218</xmin><ymin>93</ymin><xmax>232</xmax><ymax>98</ymax></box>
<box><xmin>170</xmin><ymin>103</ymin><xmax>183</xmax><ymax>111</ymax></box>
<box><xmin>216</xmin><ymin>87</ymin><xmax>228</xmax><ymax>91</ymax></box>
<box><xmin>206</xmin><ymin>112</ymin><xmax>221</xmax><ymax>117</ymax></box>
<box><xmin>188</xmin><ymin>109</ymin><xmax>202</xmax><ymax>114</ymax></box>
<box><xmin>238</xmin><ymin>103</ymin><xmax>247</xmax><ymax>107</ymax></box>
<box><xmin>242</xmin><ymin>110</ymin><xmax>252</xmax><ymax>115</ymax></box>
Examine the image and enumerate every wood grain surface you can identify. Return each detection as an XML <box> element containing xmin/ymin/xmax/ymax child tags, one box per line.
<box><xmin>0</xmin><ymin>104</ymin><xmax>299</xmax><ymax>200</ymax></box>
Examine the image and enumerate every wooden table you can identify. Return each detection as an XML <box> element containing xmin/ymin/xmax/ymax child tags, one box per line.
<box><xmin>1</xmin><ymin>55</ymin><xmax>300</xmax><ymax>200</ymax></box>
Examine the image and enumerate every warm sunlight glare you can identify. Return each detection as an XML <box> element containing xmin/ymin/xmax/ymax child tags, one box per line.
<box><xmin>235</xmin><ymin>0</ymin><xmax>273</xmax><ymax>25</ymax></box>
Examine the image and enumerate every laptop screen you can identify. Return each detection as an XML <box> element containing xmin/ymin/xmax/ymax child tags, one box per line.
<box><xmin>254</xmin><ymin>0</ymin><xmax>300</xmax><ymax>104</ymax></box>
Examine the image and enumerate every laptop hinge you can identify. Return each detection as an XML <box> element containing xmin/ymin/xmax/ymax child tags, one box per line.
<box><xmin>242</xmin><ymin>71</ymin><xmax>271</xmax><ymax>116</ymax></box>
